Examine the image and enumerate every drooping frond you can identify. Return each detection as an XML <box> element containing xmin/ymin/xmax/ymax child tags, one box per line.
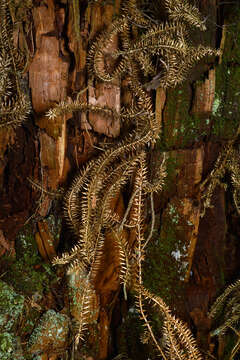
<box><xmin>46</xmin><ymin>99</ymin><xmax>120</xmax><ymax>122</ymax></box>
<box><xmin>209</xmin><ymin>279</ymin><xmax>240</xmax><ymax>320</ymax></box>
<box><xmin>87</xmin><ymin>0</ymin><xmax>218</xmax><ymax>89</ymax></box>
<box><xmin>209</xmin><ymin>278</ymin><xmax>240</xmax><ymax>358</ymax></box>
<box><xmin>114</xmin><ymin>229</ymin><xmax>131</xmax><ymax>297</ymax></box>
<box><xmin>121</xmin><ymin>0</ymin><xmax>151</xmax><ymax>27</ymax></box>
<box><xmin>88</xmin><ymin>17</ymin><xmax>129</xmax><ymax>82</ymax></box>
<box><xmin>68</xmin><ymin>270</ymin><xmax>97</xmax><ymax>345</ymax></box>
<box><xmin>144</xmin><ymin>153</ymin><xmax>167</xmax><ymax>194</ymax></box>
<box><xmin>199</xmin><ymin>139</ymin><xmax>240</xmax><ymax>217</ymax></box>
<box><xmin>200</xmin><ymin>143</ymin><xmax>233</xmax><ymax>216</ymax></box>
<box><xmin>27</xmin><ymin>177</ymin><xmax>64</xmax><ymax>199</ymax></box>
<box><xmin>0</xmin><ymin>0</ymin><xmax>31</xmax><ymax>128</ymax></box>
<box><xmin>142</xmin><ymin>288</ymin><xmax>203</xmax><ymax>360</ymax></box>
<box><xmin>227</xmin><ymin>148</ymin><xmax>240</xmax><ymax>215</ymax></box>
<box><xmin>164</xmin><ymin>0</ymin><xmax>207</xmax><ymax>30</ymax></box>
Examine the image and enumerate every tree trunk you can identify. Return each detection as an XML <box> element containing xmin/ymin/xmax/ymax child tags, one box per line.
<box><xmin>0</xmin><ymin>0</ymin><xmax>240</xmax><ymax>359</ymax></box>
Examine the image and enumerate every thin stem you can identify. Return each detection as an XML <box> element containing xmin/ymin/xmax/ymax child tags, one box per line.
<box><xmin>142</xmin><ymin>192</ymin><xmax>155</xmax><ymax>251</ymax></box>
<box><xmin>119</xmin><ymin>189</ymin><xmax>139</xmax><ymax>231</ymax></box>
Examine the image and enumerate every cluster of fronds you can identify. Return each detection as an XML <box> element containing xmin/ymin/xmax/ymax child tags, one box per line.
<box><xmin>123</xmin><ymin>157</ymin><xmax>202</xmax><ymax>359</ymax></box>
<box><xmin>0</xmin><ymin>0</ymin><xmax>31</xmax><ymax>129</ymax></box>
<box><xmin>209</xmin><ymin>279</ymin><xmax>240</xmax><ymax>359</ymax></box>
<box><xmin>88</xmin><ymin>0</ymin><xmax>219</xmax><ymax>88</ymax></box>
<box><xmin>47</xmin><ymin>0</ymin><xmax>220</xmax><ymax>357</ymax></box>
<box><xmin>51</xmin><ymin>83</ymin><xmax>166</xmax><ymax>345</ymax></box>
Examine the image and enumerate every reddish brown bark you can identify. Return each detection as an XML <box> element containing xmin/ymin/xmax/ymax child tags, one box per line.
<box><xmin>0</xmin><ymin>1</ymin><xmax>239</xmax><ymax>359</ymax></box>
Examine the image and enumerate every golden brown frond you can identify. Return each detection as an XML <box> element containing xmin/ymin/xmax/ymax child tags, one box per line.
<box><xmin>50</xmin><ymin>0</ymin><xmax>219</xmax><ymax>355</ymax></box>
<box><xmin>27</xmin><ymin>177</ymin><xmax>64</xmax><ymax>199</ymax></box>
<box><xmin>68</xmin><ymin>270</ymin><xmax>97</xmax><ymax>345</ymax></box>
<box><xmin>46</xmin><ymin>99</ymin><xmax>120</xmax><ymax>122</ymax></box>
<box><xmin>0</xmin><ymin>0</ymin><xmax>31</xmax><ymax>128</ymax></box>
<box><xmin>199</xmin><ymin>140</ymin><xmax>240</xmax><ymax>217</ymax></box>
<box><xmin>209</xmin><ymin>278</ymin><xmax>240</xmax><ymax>358</ymax></box>
<box><xmin>121</xmin><ymin>0</ymin><xmax>151</xmax><ymax>27</ymax></box>
<box><xmin>87</xmin><ymin>0</ymin><xmax>218</xmax><ymax>89</ymax></box>
<box><xmin>209</xmin><ymin>279</ymin><xmax>240</xmax><ymax>320</ymax></box>
<box><xmin>114</xmin><ymin>229</ymin><xmax>131</xmax><ymax>297</ymax></box>
<box><xmin>141</xmin><ymin>288</ymin><xmax>203</xmax><ymax>360</ymax></box>
<box><xmin>164</xmin><ymin>0</ymin><xmax>207</xmax><ymax>31</ymax></box>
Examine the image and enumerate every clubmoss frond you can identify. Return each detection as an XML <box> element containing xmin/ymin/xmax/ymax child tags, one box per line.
<box><xmin>209</xmin><ymin>278</ymin><xmax>240</xmax><ymax>358</ymax></box>
<box><xmin>121</xmin><ymin>0</ymin><xmax>151</xmax><ymax>27</ymax></box>
<box><xmin>89</xmin><ymin>234</ymin><xmax>105</xmax><ymax>281</ymax></box>
<box><xmin>0</xmin><ymin>0</ymin><xmax>31</xmax><ymax>129</ymax></box>
<box><xmin>64</xmin><ymin>161</ymin><xmax>95</xmax><ymax>235</ymax></box>
<box><xmin>88</xmin><ymin>17</ymin><xmax>128</xmax><ymax>82</ymax></box>
<box><xmin>209</xmin><ymin>279</ymin><xmax>240</xmax><ymax>320</ymax></box>
<box><xmin>27</xmin><ymin>177</ymin><xmax>64</xmax><ymax>199</ymax></box>
<box><xmin>227</xmin><ymin>148</ymin><xmax>240</xmax><ymax>215</ymax></box>
<box><xmin>46</xmin><ymin>99</ymin><xmax>120</xmax><ymax>122</ymax></box>
<box><xmin>70</xmin><ymin>274</ymin><xmax>97</xmax><ymax>346</ymax></box>
<box><xmin>114</xmin><ymin>229</ymin><xmax>131</xmax><ymax>297</ymax></box>
<box><xmin>102</xmin><ymin>156</ymin><xmax>142</xmax><ymax>226</ymax></box>
<box><xmin>142</xmin><ymin>288</ymin><xmax>203</xmax><ymax>360</ymax></box>
<box><xmin>211</xmin><ymin>314</ymin><xmax>240</xmax><ymax>337</ymax></box>
<box><xmin>164</xmin><ymin>0</ymin><xmax>207</xmax><ymax>31</ymax></box>
<box><xmin>144</xmin><ymin>153</ymin><xmax>167</xmax><ymax>194</ymax></box>
<box><xmin>200</xmin><ymin>143</ymin><xmax>233</xmax><ymax>217</ymax></box>
<box><xmin>52</xmin><ymin>246</ymin><xmax>81</xmax><ymax>266</ymax></box>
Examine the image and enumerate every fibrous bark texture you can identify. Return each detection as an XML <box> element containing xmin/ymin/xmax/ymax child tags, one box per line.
<box><xmin>0</xmin><ymin>1</ymin><xmax>240</xmax><ymax>360</ymax></box>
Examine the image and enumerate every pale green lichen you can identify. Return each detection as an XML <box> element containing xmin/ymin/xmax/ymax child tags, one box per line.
<box><xmin>0</xmin><ymin>280</ymin><xmax>24</xmax><ymax>332</ymax></box>
<box><xmin>28</xmin><ymin>309</ymin><xmax>69</xmax><ymax>356</ymax></box>
<box><xmin>168</xmin><ymin>204</ymin><xmax>180</xmax><ymax>224</ymax></box>
<box><xmin>212</xmin><ymin>95</ymin><xmax>221</xmax><ymax>116</ymax></box>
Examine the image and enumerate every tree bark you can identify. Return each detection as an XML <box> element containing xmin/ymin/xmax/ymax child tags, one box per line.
<box><xmin>0</xmin><ymin>0</ymin><xmax>240</xmax><ymax>359</ymax></box>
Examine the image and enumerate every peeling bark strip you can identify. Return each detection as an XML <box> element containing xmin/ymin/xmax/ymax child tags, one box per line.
<box><xmin>28</xmin><ymin>0</ymin><xmax>70</xmax><ymax>216</ymax></box>
<box><xmin>29</xmin><ymin>0</ymin><xmax>68</xmax><ymax>114</ymax></box>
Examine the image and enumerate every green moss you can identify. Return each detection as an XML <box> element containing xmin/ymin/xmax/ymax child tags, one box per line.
<box><xmin>211</xmin><ymin>4</ymin><xmax>240</xmax><ymax>139</ymax></box>
<box><xmin>21</xmin><ymin>305</ymin><xmax>42</xmax><ymax>339</ymax></box>
<box><xmin>212</xmin><ymin>65</ymin><xmax>240</xmax><ymax>139</ymax></box>
<box><xmin>162</xmin><ymin>83</ymin><xmax>204</xmax><ymax>149</ymax></box>
<box><xmin>0</xmin><ymin>221</ymin><xmax>62</xmax><ymax>357</ymax></box>
<box><xmin>0</xmin><ymin>281</ymin><xmax>24</xmax><ymax>332</ymax></box>
<box><xmin>0</xmin><ymin>333</ymin><xmax>25</xmax><ymax>360</ymax></box>
<box><xmin>2</xmin><ymin>223</ymin><xmax>57</xmax><ymax>296</ymax></box>
<box><xmin>143</xmin><ymin>206</ymin><xmax>187</xmax><ymax>310</ymax></box>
